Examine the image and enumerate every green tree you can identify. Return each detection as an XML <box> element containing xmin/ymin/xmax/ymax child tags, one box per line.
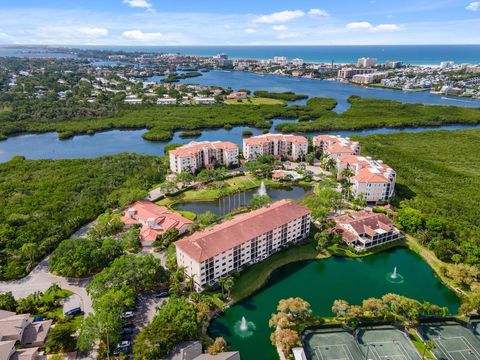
<box><xmin>208</xmin><ymin>337</ymin><xmax>228</xmax><ymax>355</ymax></box>
<box><xmin>0</xmin><ymin>291</ymin><xmax>17</xmax><ymax>311</ymax></box>
<box><xmin>133</xmin><ymin>297</ymin><xmax>199</xmax><ymax>359</ymax></box>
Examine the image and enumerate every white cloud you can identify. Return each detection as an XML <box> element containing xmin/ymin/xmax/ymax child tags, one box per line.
<box><xmin>245</xmin><ymin>28</ymin><xmax>257</xmax><ymax>33</ymax></box>
<box><xmin>375</xmin><ymin>24</ymin><xmax>401</xmax><ymax>31</ymax></box>
<box><xmin>272</xmin><ymin>25</ymin><xmax>288</xmax><ymax>31</ymax></box>
<box><xmin>77</xmin><ymin>27</ymin><xmax>109</xmax><ymax>37</ymax></box>
<box><xmin>308</xmin><ymin>9</ymin><xmax>330</xmax><ymax>17</ymax></box>
<box><xmin>123</xmin><ymin>0</ymin><xmax>153</xmax><ymax>9</ymax></box>
<box><xmin>122</xmin><ymin>29</ymin><xmax>163</xmax><ymax>41</ymax></box>
<box><xmin>346</xmin><ymin>22</ymin><xmax>401</xmax><ymax>32</ymax></box>
<box><xmin>254</xmin><ymin>10</ymin><xmax>305</xmax><ymax>24</ymax></box>
<box><xmin>466</xmin><ymin>2</ymin><xmax>480</xmax><ymax>11</ymax></box>
<box><xmin>346</xmin><ymin>22</ymin><xmax>375</xmax><ymax>30</ymax></box>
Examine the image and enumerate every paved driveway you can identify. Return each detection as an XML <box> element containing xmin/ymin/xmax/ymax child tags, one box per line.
<box><xmin>0</xmin><ymin>256</ymin><xmax>93</xmax><ymax>315</ymax></box>
<box><xmin>0</xmin><ymin>222</ymin><xmax>95</xmax><ymax>315</ymax></box>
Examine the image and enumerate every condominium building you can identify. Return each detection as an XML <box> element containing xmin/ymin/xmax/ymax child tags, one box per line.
<box><xmin>330</xmin><ymin>210</ymin><xmax>402</xmax><ymax>250</ymax></box>
<box><xmin>243</xmin><ymin>134</ymin><xmax>308</xmax><ymax>161</ymax></box>
<box><xmin>169</xmin><ymin>141</ymin><xmax>239</xmax><ymax>173</ymax></box>
<box><xmin>313</xmin><ymin>135</ymin><xmax>360</xmax><ymax>159</ymax></box>
<box><xmin>175</xmin><ymin>199</ymin><xmax>311</xmax><ymax>291</ymax></box>
<box><xmin>351</xmin><ymin>72</ymin><xmax>388</xmax><ymax>84</ymax></box>
<box><xmin>337</xmin><ymin>67</ymin><xmax>375</xmax><ymax>79</ymax></box>
<box><xmin>357</xmin><ymin>57</ymin><xmax>378</xmax><ymax>68</ymax></box>
<box><xmin>336</xmin><ymin>155</ymin><xmax>396</xmax><ymax>203</ymax></box>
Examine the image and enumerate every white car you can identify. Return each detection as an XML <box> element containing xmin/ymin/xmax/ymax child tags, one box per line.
<box><xmin>121</xmin><ymin>311</ymin><xmax>134</xmax><ymax>319</ymax></box>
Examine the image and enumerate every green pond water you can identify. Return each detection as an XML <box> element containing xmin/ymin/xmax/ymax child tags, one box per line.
<box><xmin>208</xmin><ymin>248</ymin><xmax>460</xmax><ymax>360</ymax></box>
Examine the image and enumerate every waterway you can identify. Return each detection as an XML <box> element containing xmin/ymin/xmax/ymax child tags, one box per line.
<box><xmin>149</xmin><ymin>70</ymin><xmax>480</xmax><ymax>112</ymax></box>
<box><xmin>208</xmin><ymin>248</ymin><xmax>460</xmax><ymax>360</ymax></box>
<box><xmin>2</xmin><ymin>123</ymin><xmax>480</xmax><ymax>163</ymax></box>
<box><xmin>2</xmin><ymin>69</ymin><xmax>480</xmax><ymax>162</ymax></box>
<box><xmin>175</xmin><ymin>185</ymin><xmax>310</xmax><ymax>217</ymax></box>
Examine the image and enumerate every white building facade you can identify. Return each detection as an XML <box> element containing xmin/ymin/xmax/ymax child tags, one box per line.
<box><xmin>175</xmin><ymin>200</ymin><xmax>311</xmax><ymax>291</ymax></box>
<box><xmin>313</xmin><ymin>135</ymin><xmax>360</xmax><ymax>159</ymax></box>
<box><xmin>169</xmin><ymin>141</ymin><xmax>239</xmax><ymax>173</ymax></box>
<box><xmin>243</xmin><ymin>134</ymin><xmax>308</xmax><ymax>161</ymax></box>
<box><xmin>336</xmin><ymin>155</ymin><xmax>396</xmax><ymax>203</ymax></box>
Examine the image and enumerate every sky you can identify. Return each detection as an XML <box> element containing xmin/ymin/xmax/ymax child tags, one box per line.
<box><xmin>0</xmin><ymin>0</ymin><xmax>479</xmax><ymax>45</ymax></box>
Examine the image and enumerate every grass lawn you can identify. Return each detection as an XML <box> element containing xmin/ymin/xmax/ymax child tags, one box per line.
<box><xmin>404</xmin><ymin>235</ymin><xmax>471</xmax><ymax>298</ymax></box>
<box><xmin>159</xmin><ymin>175</ymin><xmax>275</xmax><ymax>206</ymax></box>
<box><xmin>225</xmin><ymin>97</ymin><xmax>286</xmax><ymax>105</ymax></box>
<box><xmin>327</xmin><ymin>239</ymin><xmax>406</xmax><ymax>258</ymax></box>
<box><xmin>178</xmin><ymin>210</ymin><xmax>196</xmax><ymax>220</ymax></box>
<box><xmin>230</xmin><ymin>238</ymin><xmax>328</xmax><ymax>302</ymax></box>
<box><xmin>408</xmin><ymin>329</ymin><xmax>436</xmax><ymax>360</ymax></box>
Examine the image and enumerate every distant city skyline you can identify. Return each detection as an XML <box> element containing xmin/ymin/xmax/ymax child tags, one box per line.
<box><xmin>0</xmin><ymin>1</ymin><xmax>479</xmax><ymax>45</ymax></box>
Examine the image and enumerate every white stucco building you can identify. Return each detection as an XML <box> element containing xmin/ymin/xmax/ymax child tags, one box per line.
<box><xmin>331</xmin><ymin>210</ymin><xmax>402</xmax><ymax>250</ymax></box>
<box><xmin>312</xmin><ymin>135</ymin><xmax>360</xmax><ymax>159</ymax></box>
<box><xmin>169</xmin><ymin>141</ymin><xmax>239</xmax><ymax>173</ymax></box>
<box><xmin>243</xmin><ymin>134</ymin><xmax>308</xmax><ymax>161</ymax></box>
<box><xmin>175</xmin><ymin>199</ymin><xmax>311</xmax><ymax>291</ymax></box>
<box><xmin>336</xmin><ymin>155</ymin><xmax>396</xmax><ymax>203</ymax></box>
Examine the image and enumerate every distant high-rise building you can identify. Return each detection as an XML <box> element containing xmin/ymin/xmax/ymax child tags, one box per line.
<box><xmin>273</xmin><ymin>56</ymin><xmax>289</xmax><ymax>65</ymax></box>
<box><xmin>291</xmin><ymin>58</ymin><xmax>304</xmax><ymax>66</ymax></box>
<box><xmin>440</xmin><ymin>61</ymin><xmax>454</xmax><ymax>69</ymax></box>
<box><xmin>357</xmin><ymin>57</ymin><xmax>377</xmax><ymax>68</ymax></box>
<box><xmin>384</xmin><ymin>61</ymin><xmax>403</xmax><ymax>69</ymax></box>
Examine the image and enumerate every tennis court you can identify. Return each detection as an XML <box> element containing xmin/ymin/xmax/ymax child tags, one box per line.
<box><xmin>356</xmin><ymin>326</ymin><xmax>422</xmax><ymax>360</ymax></box>
<box><xmin>471</xmin><ymin>321</ymin><xmax>480</xmax><ymax>342</ymax></box>
<box><xmin>303</xmin><ymin>328</ymin><xmax>364</xmax><ymax>360</ymax></box>
<box><xmin>419</xmin><ymin>322</ymin><xmax>480</xmax><ymax>360</ymax></box>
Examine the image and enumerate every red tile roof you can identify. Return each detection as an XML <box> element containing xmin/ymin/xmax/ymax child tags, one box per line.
<box><xmin>175</xmin><ymin>199</ymin><xmax>310</xmax><ymax>262</ymax></box>
<box><xmin>243</xmin><ymin>134</ymin><xmax>307</xmax><ymax>145</ymax></box>
<box><xmin>352</xmin><ymin>168</ymin><xmax>390</xmax><ymax>183</ymax></box>
<box><xmin>169</xmin><ymin>141</ymin><xmax>238</xmax><ymax>158</ymax></box>
<box><xmin>121</xmin><ymin>200</ymin><xmax>193</xmax><ymax>241</ymax></box>
<box><xmin>332</xmin><ymin>211</ymin><xmax>396</xmax><ymax>239</ymax></box>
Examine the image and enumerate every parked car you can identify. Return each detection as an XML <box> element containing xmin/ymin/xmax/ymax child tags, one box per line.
<box><xmin>122</xmin><ymin>325</ymin><xmax>135</xmax><ymax>335</ymax></box>
<box><xmin>154</xmin><ymin>290</ymin><xmax>170</xmax><ymax>298</ymax></box>
<box><xmin>113</xmin><ymin>340</ymin><xmax>131</xmax><ymax>355</ymax></box>
<box><xmin>121</xmin><ymin>311</ymin><xmax>134</xmax><ymax>319</ymax></box>
<box><xmin>64</xmin><ymin>307</ymin><xmax>82</xmax><ymax>317</ymax></box>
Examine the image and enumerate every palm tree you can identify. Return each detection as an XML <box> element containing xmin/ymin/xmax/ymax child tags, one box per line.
<box><xmin>218</xmin><ymin>276</ymin><xmax>226</xmax><ymax>296</ymax></box>
<box><xmin>224</xmin><ymin>276</ymin><xmax>235</xmax><ymax>298</ymax></box>
<box><xmin>21</xmin><ymin>243</ymin><xmax>37</xmax><ymax>270</ymax></box>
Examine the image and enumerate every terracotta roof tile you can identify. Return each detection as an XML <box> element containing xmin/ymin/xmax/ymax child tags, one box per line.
<box><xmin>175</xmin><ymin>200</ymin><xmax>310</xmax><ymax>262</ymax></box>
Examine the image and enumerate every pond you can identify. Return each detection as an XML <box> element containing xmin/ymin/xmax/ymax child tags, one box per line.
<box><xmin>207</xmin><ymin>248</ymin><xmax>460</xmax><ymax>360</ymax></box>
<box><xmin>175</xmin><ymin>185</ymin><xmax>311</xmax><ymax>217</ymax></box>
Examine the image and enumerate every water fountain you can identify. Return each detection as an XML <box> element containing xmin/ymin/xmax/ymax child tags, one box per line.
<box><xmin>386</xmin><ymin>266</ymin><xmax>405</xmax><ymax>284</ymax></box>
<box><xmin>234</xmin><ymin>316</ymin><xmax>256</xmax><ymax>338</ymax></box>
<box><xmin>257</xmin><ymin>181</ymin><xmax>267</xmax><ymax>196</ymax></box>
<box><xmin>391</xmin><ymin>266</ymin><xmax>398</xmax><ymax>280</ymax></box>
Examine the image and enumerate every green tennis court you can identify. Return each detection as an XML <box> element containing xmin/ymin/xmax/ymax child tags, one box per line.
<box><xmin>356</xmin><ymin>326</ymin><xmax>422</xmax><ymax>360</ymax></box>
<box><xmin>419</xmin><ymin>322</ymin><xmax>480</xmax><ymax>360</ymax></box>
<box><xmin>303</xmin><ymin>329</ymin><xmax>364</xmax><ymax>360</ymax></box>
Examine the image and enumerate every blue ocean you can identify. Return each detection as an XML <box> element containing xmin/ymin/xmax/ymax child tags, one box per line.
<box><xmin>76</xmin><ymin>45</ymin><xmax>480</xmax><ymax>65</ymax></box>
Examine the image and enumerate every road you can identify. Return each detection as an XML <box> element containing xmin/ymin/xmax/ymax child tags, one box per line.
<box><xmin>0</xmin><ymin>220</ymin><xmax>96</xmax><ymax>315</ymax></box>
<box><xmin>0</xmin><ymin>256</ymin><xmax>93</xmax><ymax>315</ymax></box>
